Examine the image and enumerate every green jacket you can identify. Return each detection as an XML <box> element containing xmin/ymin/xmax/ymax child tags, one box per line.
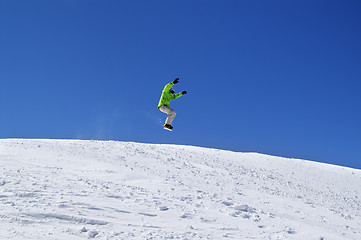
<box><xmin>158</xmin><ymin>82</ymin><xmax>184</xmax><ymax>108</ymax></box>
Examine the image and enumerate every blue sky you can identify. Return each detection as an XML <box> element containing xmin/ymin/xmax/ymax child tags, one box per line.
<box><xmin>1</xmin><ymin>0</ymin><xmax>360</xmax><ymax>169</ymax></box>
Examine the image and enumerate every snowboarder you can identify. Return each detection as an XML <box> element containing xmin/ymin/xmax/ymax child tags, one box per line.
<box><xmin>158</xmin><ymin>78</ymin><xmax>187</xmax><ymax>131</ymax></box>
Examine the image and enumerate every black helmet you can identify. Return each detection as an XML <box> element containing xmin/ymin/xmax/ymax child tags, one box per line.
<box><xmin>169</xmin><ymin>87</ymin><xmax>175</xmax><ymax>94</ymax></box>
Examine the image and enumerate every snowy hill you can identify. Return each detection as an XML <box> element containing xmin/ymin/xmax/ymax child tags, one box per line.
<box><xmin>0</xmin><ymin>139</ymin><xmax>360</xmax><ymax>239</ymax></box>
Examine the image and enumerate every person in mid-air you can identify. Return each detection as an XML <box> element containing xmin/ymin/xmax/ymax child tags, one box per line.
<box><xmin>158</xmin><ymin>78</ymin><xmax>187</xmax><ymax>131</ymax></box>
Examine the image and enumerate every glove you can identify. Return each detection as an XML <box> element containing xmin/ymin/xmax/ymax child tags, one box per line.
<box><xmin>182</xmin><ymin>91</ymin><xmax>187</xmax><ymax>95</ymax></box>
<box><xmin>173</xmin><ymin>78</ymin><xmax>179</xmax><ymax>84</ymax></box>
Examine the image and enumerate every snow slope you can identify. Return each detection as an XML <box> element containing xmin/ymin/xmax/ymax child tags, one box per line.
<box><xmin>0</xmin><ymin>139</ymin><xmax>360</xmax><ymax>239</ymax></box>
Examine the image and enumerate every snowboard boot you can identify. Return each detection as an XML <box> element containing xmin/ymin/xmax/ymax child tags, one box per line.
<box><xmin>164</xmin><ymin>124</ymin><xmax>173</xmax><ymax>131</ymax></box>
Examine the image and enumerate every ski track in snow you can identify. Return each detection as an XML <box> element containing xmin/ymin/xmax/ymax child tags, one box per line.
<box><xmin>0</xmin><ymin>139</ymin><xmax>360</xmax><ymax>239</ymax></box>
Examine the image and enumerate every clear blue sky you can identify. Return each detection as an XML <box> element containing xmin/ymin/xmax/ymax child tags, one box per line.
<box><xmin>1</xmin><ymin>0</ymin><xmax>360</xmax><ymax>169</ymax></box>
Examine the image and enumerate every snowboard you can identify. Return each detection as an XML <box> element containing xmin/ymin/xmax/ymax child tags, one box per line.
<box><xmin>164</xmin><ymin>126</ymin><xmax>173</xmax><ymax>131</ymax></box>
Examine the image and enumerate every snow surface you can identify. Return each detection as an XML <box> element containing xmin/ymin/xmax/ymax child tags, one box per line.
<box><xmin>0</xmin><ymin>139</ymin><xmax>360</xmax><ymax>239</ymax></box>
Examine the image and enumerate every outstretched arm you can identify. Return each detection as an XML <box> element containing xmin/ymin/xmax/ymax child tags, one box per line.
<box><xmin>163</xmin><ymin>78</ymin><xmax>179</xmax><ymax>92</ymax></box>
<box><xmin>172</xmin><ymin>91</ymin><xmax>187</xmax><ymax>100</ymax></box>
<box><xmin>163</xmin><ymin>82</ymin><xmax>174</xmax><ymax>92</ymax></box>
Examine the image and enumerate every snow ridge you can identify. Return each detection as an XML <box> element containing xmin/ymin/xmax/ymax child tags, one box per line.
<box><xmin>0</xmin><ymin>139</ymin><xmax>360</xmax><ymax>239</ymax></box>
